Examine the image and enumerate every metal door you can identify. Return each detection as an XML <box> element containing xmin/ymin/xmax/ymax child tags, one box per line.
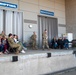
<box><xmin>38</xmin><ymin>16</ymin><xmax>58</xmax><ymax>48</ymax></box>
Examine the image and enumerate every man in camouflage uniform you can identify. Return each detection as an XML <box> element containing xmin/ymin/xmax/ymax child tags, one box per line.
<box><xmin>42</xmin><ymin>29</ymin><xmax>49</xmax><ymax>50</ymax></box>
<box><xmin>31</xmin><ymin>32</ymin><xmax>37</xmax><ymax>50</ymax></box>
<box><xmin>7</xmin><ymin>33</ymin><xmax>22</xmax><ymax>54</ymax></box>
<box><xmin>0</xmin><ymin>31</ymin><xmax>6</xmax><ymax>37</ymax></box>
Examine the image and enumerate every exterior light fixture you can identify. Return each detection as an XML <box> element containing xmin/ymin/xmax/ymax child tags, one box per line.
<box><xmin>28</xmin><ymin>24</ymin><xmax>32</xmax><ymax>28</ymax></box>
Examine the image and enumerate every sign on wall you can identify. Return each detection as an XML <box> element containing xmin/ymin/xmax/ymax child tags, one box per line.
<box><xmin>0</xmin><ymin>1</ymin><xmax>17</xmax><ymax>8</ymax></box>
<box><xmin>40</xmin><ymin>10</ymin><xmax>54</xmax><ymax>16</ymax></box>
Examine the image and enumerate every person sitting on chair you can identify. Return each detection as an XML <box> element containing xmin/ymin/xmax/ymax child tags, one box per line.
<box><xmin>1</xmin><ymin>35</ymin><xmax>9</xmax><ymax>54</ymax></box>
<box><xmin>0</xmin><ymin>31</ymin><xmax>6</xmax><ymax>37</ymax></box>
<box><xmin>13</xmin><ymin>34</ymin><xmax>26</xmax><ymax>53</ymax></box>
<box><xmin>63</xmin><ymin>37</ymin><xmax>69</xmax><ymax>49</ymax></box>
<box><xmin>0</xmin><ymin>35</ymin><xmax>4</xmax><ymax>55</ymax></box>
<box><xmin>7</xmin><ymin>33</ymin><xmax>22</xmax><ymax>54</ymax></box>
<box><xmin>51</xmin><ymin>37</ymin><xmax>58</xmax><ymax>49</ymax></box>
<box><xmin>57</xmin><ymin>37</ymin><xmax>64</xmax><ymax>49</ymax></box>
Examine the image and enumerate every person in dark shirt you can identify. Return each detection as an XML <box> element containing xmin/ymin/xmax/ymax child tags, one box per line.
<box><xmin>57</xmin><ymin>37</ymin><xmax>64</xmax><ymax>49</ymax></box>
<box><xmin>0</xmin><ymin>35</ymin><xmax>3</xmax><ymax>55</ymax></box>
<box><xmin>51</xmin><ymin>37</ymin><xmax>58</xmax><ymax>49</ymax></box>
<box><xmin>63</xmin><ymin>37</ymin><xmax>69</xmax><ymax>49</ymax></box>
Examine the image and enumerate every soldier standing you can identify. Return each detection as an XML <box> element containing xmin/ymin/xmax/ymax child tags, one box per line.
<box><xmin>42</xmin><ymin>29</ymin><xmax>49</xmax><ymax>50</ymax></box>
<box><xmin>31</xmin><ymin>32</ymin><xmax>37</xmax><ymax>50</ymax></box>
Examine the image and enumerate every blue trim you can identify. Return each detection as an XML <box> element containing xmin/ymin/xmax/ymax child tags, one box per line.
<box><xmin>0</xmin><ymin>1</ymin><xmax>17</xmax><ymax>8</ymax></box>
<box><xmin>40</xmin><ymin>10</ymin><xmax>54</xmax><ymax>16</ymax></box>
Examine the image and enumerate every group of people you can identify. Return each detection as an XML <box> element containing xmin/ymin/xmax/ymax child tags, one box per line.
<box><xmin>50</xmin><ymin>37</ymin><xmax>69</xmax><ymax>49</ymax></box>
<box><xmin>0</xmin><ymin>31</ymin><xmax>27</xmax><ymax>55</ymax></box>
<box><xmin>31</xmin><ymin>29</ymin><xmax>49</xmax><ymax>50</ymax></box>
<box><xmin>31</xmin><ymin>29</ymin><xmax>69</xmax><ymax>50</ymax></box>
<box><xmin>0</xmin><ymin>30</ymin><xmax>69</xmax><ymax>55</ymax></box>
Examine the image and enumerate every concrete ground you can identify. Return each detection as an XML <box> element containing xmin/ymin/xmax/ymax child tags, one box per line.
<box><xmin>0</xmin><ymin>48</ymin><xmax>76</xmax><ymax>75</ymax></box>
<box><xmin>56</xmin><ymin>69</ymin><xmax>76</xmax><ymax>75</ymax></box>
<box><xmin>0</xmin><ymin>47</ymin><xmax>76</xmax><ymax>57</ymax></box>
<box><xmin>0</xmin><ymin>48</ymin><xmax>75</xmax><ymax>57</ymax></box>
<box><xmin>45</xmin><ymin>67</ymin><xmax>76</xmax><ymax>75</ymax></box>
<box><xmin>47</xmin><ymin>71</ymin><xmax>76</xmax><ymax>75</ymax></box>
<box><xmin>61</xmin><ymin>71</ymin><xmax>76</xmax><ymax>75</ymax></box>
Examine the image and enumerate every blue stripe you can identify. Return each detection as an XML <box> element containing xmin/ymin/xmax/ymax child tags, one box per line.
<box><xmin>0</xmin><ymin>1</ymin><xmax>17</xmax><ymax>8</ymax></box>
<box><xmin>40</xmin><ymin>10</ymin><xmax>54</xmax><ymax>16</ymax></box>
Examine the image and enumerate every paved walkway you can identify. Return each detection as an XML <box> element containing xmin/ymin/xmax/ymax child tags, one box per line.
<box><xmin>61</xmin><ymin>71</ymin><xmax>76</xmax><ymax>75</ymax></box>
<box><xmin>0</xmin><ymin>48</ymin><xmax>75</xmax><ymax>57</ymax></box>
<box><xmin>47</xmin><ymin>71</ymin><xmax>76</xmax><ymax>75</ymax></box>
<box><xmin>46</xmin><ymin>67</ymin><xmax>76</xmax><ymax>75</ymax></box>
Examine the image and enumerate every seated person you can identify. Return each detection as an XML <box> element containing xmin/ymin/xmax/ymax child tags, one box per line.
<box><xmin>1</xmin><ymin>36</ymin><xmax>9</xmax><ymax>54</ymax></box>
<box><xmin>63</xmin><ymin>37</ymin><xmax>69</xmax><ymax>49</ymax></box>
<box><xmin>51</xmin><ymin>37</ymin><xmax>58</xmax><ymax>49</ymax></box>
<box><xmin>57</xmin><ymin>37</ymin><xmax>64</xmax><ymax>49</ymax></box>
<box><xmin>0</xmin><ymin>31</ymin><xmax>6</xmax><ymax>37</ymax></box>
<box><xmin>0</xmin><ymin>35</ymin><xmax>4</xmax><ymax>55</ymax></box>
<box><xmin>7</xmin><ymin>33</ymin><xmax>22</xmax><ymax>54</ymax></box>
<box><xmin>13</xmin><ymin>34</ymin><xmax>26</xmax><ymax>53</ymax></box>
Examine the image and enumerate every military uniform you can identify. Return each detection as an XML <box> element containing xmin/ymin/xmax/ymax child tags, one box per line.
<box><xmin>0</xmin><ymin>34</ymin><xmax>5</xmax><ymax>37</ymax></box>
<box><xmin>7</xmin><ymin>37</ymin><xmax>22</xmax><ymax>53</ymax></box>
<box><xmin>42</xmin><ymin>32</ymin><xmax>49</xmax><ymax>49</ymax></box>
<box><xmin>31</xmin><ymin>33</ymin><xmax>37</xmax><ymax>49</ymax></box>
<box><xmin>0</xmin><ymin>32</ymin><xmax>6</xmax><ymax>37</ymax></box>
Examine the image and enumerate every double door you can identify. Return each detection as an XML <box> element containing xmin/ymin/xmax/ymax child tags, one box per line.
<box><xmin>38</xmin><ymin>16</ymin><xmax>58</xmax><ymax>48</ymax></box>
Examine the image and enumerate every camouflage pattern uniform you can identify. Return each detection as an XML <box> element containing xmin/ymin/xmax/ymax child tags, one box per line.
<box><xmin>31</xmin><ymin>32</ymin><xmax>37</xmax><ymax>49</ymax></box>
<box><xmin>7</xmin><ymin>37</ymin><xmax>22</xmax><ymax>53</ymax></box>
<box><xmin>42</xmin><ymin>32</ymin><xmax>49</xmax><ymax>49</ymax></box>
<box><xmin>0</xmin><ymin>31</ymin><xmax>6</xmax><ymax>37</ymax></box>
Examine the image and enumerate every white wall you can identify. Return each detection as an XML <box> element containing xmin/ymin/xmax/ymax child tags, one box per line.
<box><xmin>0</xmin><ymin>0</ymin><xmax>66</xmax><ymax>42</ymax></box>
<box><xmin>19</xmin><ymin>0</ymin><xmax>66</xmax><ymax>42</ymax></box>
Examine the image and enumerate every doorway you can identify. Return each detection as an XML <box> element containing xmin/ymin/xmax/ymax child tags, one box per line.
<box><xmin>0</xmin><ymin>9</ymin><xmax>23</xmax><ymax>41</ymax></box>
<box><xmin>38</xmin><ymin>16</ymin><xmax>58</xmax><ymax>48</ymax></box>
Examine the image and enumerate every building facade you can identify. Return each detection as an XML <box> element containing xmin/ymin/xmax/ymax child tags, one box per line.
<box><xmin>0</xmin><ymin>0</ymin><xmax>68</xmax><ymax>47</ymax></box>
<box><xmin>66</xmin><ymin>0</ymin><xmax>76</xmax><ymax>39</ymax></box>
